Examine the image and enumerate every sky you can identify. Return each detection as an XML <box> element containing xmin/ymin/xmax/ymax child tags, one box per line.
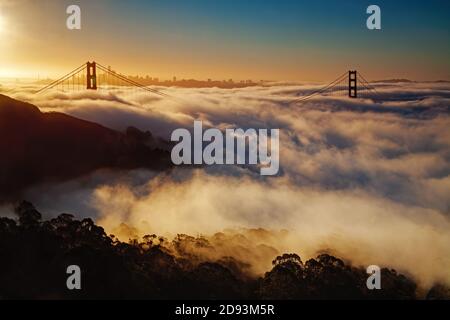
<box><xmin>0</xmin><ymin>0</ymin><xmax>449</xmax><ymax>81</ymax></box>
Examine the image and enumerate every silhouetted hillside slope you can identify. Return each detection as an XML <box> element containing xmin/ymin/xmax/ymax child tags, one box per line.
<box><xmin>0</xmin><ymin>94</ymin><xmax>171</xmax><ymax>201</ymax></box>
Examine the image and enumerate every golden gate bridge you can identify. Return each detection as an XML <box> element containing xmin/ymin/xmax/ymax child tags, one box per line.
<box><xmin>290</xmin><ymin>70</ymin><xmax>379</xmax><ymax>103</ymax></box>
<box><xmin>35</xmin><ymin>61</ymin><xmax>172</xmax><ymax>99</ymax></box>
<box><xmin>35</xmin><ymin>61</ymin><xmax>379</xmax><ymax>102</ymax></box>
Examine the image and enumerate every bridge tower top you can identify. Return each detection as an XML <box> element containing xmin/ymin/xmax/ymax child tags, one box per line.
<box><xmin>348</xmin><ymin>70</ymin><xmax>357</xmax><ymax>98</ymax></box>
<box><xmin>86</xmin><ymin>61</ymin><xmax>97</xmax><ymax>90</ymax></box>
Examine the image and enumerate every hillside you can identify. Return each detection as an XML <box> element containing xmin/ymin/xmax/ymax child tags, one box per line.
<box><xmin>0</xmin><ymin>94</ymin><xmax>171</xmax><ymax>201</ymax></box>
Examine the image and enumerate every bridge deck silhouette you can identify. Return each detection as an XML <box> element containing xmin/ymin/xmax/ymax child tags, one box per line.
<box><xmin>35</xmin><ymin>61</ymin><xmax>379</xmax><ymax>102</ymax></box>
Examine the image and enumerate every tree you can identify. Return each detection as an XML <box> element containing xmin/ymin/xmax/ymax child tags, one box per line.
<box><xmin>14</xmin><ymin>201</ymin><xmax>41</xmax><ymax>227</ymax></box>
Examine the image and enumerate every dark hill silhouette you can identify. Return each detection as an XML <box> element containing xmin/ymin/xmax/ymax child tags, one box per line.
<box><xmin>0</xmin><ymin>94</ymin><xmax>172</xmax><ymax>202</ymax></box>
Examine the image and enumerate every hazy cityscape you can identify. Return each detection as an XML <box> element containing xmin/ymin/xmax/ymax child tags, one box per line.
<box><xmin>32</xmin><ymin>66</ymin><xmax>267</xmax><ymax>89</ymax></box>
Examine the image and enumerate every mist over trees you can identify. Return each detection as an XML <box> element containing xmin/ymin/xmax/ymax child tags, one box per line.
<box><xmin>0</xmin><ymin>201</ymin><xmax>448</xmax><ymax>300</ymax></box>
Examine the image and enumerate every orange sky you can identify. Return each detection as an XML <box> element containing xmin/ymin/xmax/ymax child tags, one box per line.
<box><xmin>0</xmin><ymin>0</ymin><xmax>449</xmax><ymax>81</ymax></box>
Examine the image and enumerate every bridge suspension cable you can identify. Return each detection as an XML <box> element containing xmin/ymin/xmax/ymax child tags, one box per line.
<box><xmin>290</xmin><ymin>71</ymin><xmax>348</xmax><ymax>104</ymax></box>
<box><xmin>35</xmin><ymin>61</ymin><xmax>177</xmax><ymax>101</ymax></box>
<box><xmin>34</xmin><ymin>62</ymin><xmax>380</xmax><ymax>104</ymax></box>
<box><xmin>96</xmin><ymin>63</ymin><xmax>172</xmax><ymax>99</ymax></box>
<box><xmin>290</xmin><ymin>70</ymin><xmax>379</xmax><ymax>104</ymax></box>
<box><xmin>358</xmin><ymin>72</ymin><xmax>379</xmax><ymax>95</ymax></box>
<box><xmin>35</xmin><ymin>63</ymin><xmax>86</xmax><ymax>94</ymax></box>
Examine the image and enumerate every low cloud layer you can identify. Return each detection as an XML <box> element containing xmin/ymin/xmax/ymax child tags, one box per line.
<box><xmin>1</xmin><ymin>80</ymin><xmax>449</xmax><ymax>288</ymax></box>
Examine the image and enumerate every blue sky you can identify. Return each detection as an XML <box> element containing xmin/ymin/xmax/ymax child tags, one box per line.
<box><xmin>1</xmin><ymin>0</ymin><xmax>449</xmax><ymax>80</ymax></box>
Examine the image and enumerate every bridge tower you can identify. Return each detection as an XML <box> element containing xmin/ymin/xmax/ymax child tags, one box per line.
<box><xmin>86</xmin><ymin>62</ymin><xmax>97</xmax><ymax>90</ymax></box>
<box><xmin>348</xmin><ymin>70</ymin><xmax>357</xmax><ymax>98</ymax></box>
